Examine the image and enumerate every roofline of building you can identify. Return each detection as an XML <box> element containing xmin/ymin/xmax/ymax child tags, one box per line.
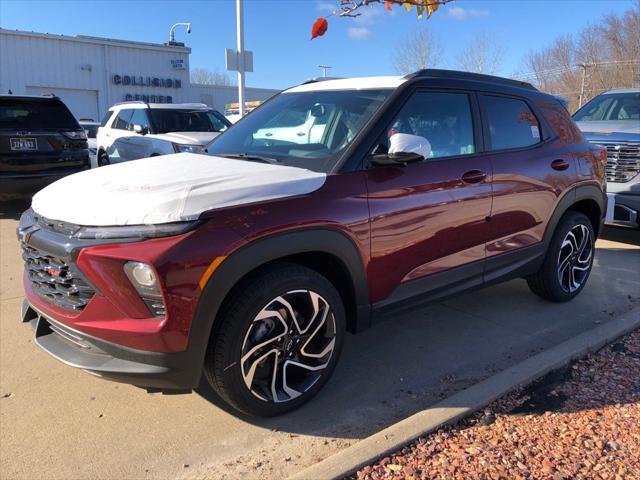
<box><xmin>0</xmin><ymin>28</ymin><xmax>191</xmax><ymax>53</ymax></box>
<box><xmin>189</xmin><ymin>83</ymin><xmax>280</xmax><ymax>93</ymax></box>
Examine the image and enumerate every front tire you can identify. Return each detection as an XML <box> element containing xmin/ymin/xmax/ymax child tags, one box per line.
<box><xmin>204</xmin><ymin>263</ymin><xmax>346</xmax><ymax>417</ymax></box>
<box><xmin>97</xmin><ymin>151</ymin><xmax>110</xmax><ymax>167</ymax></box>
<box><xmin>527</xmin><ymin>211</ymin><xmax>595</xmax><ymax>302</ymax></box>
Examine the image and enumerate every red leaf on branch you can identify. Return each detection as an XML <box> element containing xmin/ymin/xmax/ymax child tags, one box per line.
<box><xmin>385</xmin><ymin>1</ymin><xmax>392</xmax><ymax>11</ymax></box>
<box><xmin>311</xmin><ymin>17</ymin><xmax>329</xmax><ymax>39</ymax></box>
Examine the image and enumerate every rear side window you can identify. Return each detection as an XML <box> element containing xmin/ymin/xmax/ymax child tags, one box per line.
<box><xmin>101</xmin><ymin>111</ymin><xmax>113</xmax><ymax>127</ymax></box>
<box><xmin>0</xmin><ymin>98</ymin><xmax>79</xmax><ymax>130</ymax></box>
<box><xmin>483</xmin><ymin>96</ymin><xmax>541</xmax><ymax>151</ymax></box>
<box><xmin>112</xmin><ymin>109</ymin><xmax>133</xmax><ymax>130</ymax></box>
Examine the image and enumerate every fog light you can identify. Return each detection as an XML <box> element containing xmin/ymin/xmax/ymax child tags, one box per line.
<box><xmin>129</xmin><ymin>262</ymin><xmax>156</xmax><ymax>286</ymax></box>
<box><xmin>123</xmin><ymin>261</ymin><xmax>166</xmax><ymax>317</ymax></box>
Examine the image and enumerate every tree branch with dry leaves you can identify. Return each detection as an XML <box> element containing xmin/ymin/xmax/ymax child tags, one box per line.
<box><xmin>311</xmin><ymin>0</ymin><xmax>455</xmax><ymax>39</ymax></box>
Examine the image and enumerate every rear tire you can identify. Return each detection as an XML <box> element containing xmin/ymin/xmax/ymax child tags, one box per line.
<box><xmin>97</xmin><ymin>151</ymin><xmax>110</xmax><ymax>167</ymax></box>
<box><xmin>204</xmin><ymin>263</ymin><xmax>346</xmax><ymax>417</ymax></box>
<box><xmin>527</xmin><ymin>211</ymin><xmax>595</xmax><ymax>302</ymax></box>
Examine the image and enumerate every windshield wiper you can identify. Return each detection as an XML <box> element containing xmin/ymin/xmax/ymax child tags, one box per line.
<box><xmin>218</xmin><ymin>153</ymin><xmax>280</xmax><ymax>165</ymax></box>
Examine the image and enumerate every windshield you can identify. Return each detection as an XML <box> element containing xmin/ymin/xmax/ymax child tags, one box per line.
<box><xmin>0</xmin><ymin>98</ymin><xmax>79</xmax><ymax>130</ymax></box>
<box><xmin>573</xmin><ymin>92</ymin><xmax>640</xmax><ymax>122</ymax></box>
<box><xmin>206</xmin><ymin>89</ymin><xmax>391</xmax><ymax>173</ymax></box>
<box><xmin>149</xmin><ymin>109</ymin><xmax>230</xmax><ymax>133</ymax></box>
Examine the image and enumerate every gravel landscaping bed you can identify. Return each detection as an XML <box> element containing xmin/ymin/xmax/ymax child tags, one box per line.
<box><xmin>353</xmin><ymin>329</ymin><xmax>640</xmax><ymax>480</ymax></box>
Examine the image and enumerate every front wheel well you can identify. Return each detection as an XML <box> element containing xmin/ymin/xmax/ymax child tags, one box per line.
<box><xmin>567</xmin><ymin>199</ymin><xmax>602</xmax><ymax>237</ymax></box>
<box><xmin>215</xmin><ymin>252</ymin><xmax>359</xmax><ymax>334</ymax></box>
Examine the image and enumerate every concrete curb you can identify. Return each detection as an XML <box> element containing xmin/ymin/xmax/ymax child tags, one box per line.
<box><xmin>288</xmin><ymin>306</ymin><xmax>640</xmax><ymax>480</ymax></box>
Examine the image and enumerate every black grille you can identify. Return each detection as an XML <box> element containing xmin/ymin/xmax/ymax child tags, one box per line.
<box><xmin>599</xmin><ymin>142</ymin><xmax>640</xmax><ymax>183</ymax></box>
<box><xmin>22</xmin><ymin>244</ymin><xmax>95</xmax><ymax>311</ymax></box>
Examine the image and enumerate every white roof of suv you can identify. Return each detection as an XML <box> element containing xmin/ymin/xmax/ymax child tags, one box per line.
<box><xmin>109</xmin><ymin>102</ymin><xmax>211</xmax><ymax>110</ymax></box>
<box><xmin>601</xmin><ymin>88</ymin><xmax>640</xmax><ymax>94</ymax></box>
<box><xmin>287</xmin><ymin>76</ymin><xmax>407</xmax><ymax>93</ymax></box>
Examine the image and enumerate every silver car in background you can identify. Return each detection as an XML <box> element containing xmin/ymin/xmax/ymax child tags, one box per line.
<box><xmin>574</xmin><ymin>88</ymin><xmax>640</xmax><ymax>228</ymax></box>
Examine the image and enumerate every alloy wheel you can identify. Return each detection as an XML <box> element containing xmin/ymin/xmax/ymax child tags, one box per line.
<box><xmin>556</xmin><ymin>224</ymin><xmax>593</xmax><ymax>293</ymax></box>
<box><xmin>240</xmin><ymin>290</ymin><xmax>337</xmax><ymax>403</ymax></box>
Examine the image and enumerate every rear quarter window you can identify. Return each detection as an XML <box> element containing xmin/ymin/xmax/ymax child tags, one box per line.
<box><xmin>483</xmin><ymin>95</ymin><xmax>542</xmax><ymax>151</ymax></box>
<box><xmin>101</xmin><ymin>111</ymin><xmax>114</xmax><ymax>127</ymax></box>
<box><xmin>538</xmin><ymin>99</ymin><xmax>584</xmax><ymax>145</ymax></box>
<box><xmin>0</xmin><ymin>98</ymin><xmax>79</xmax><ymax>130</ymax></box>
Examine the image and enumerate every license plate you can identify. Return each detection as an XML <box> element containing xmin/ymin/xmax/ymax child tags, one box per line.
<box><xmin>605</xmin><ymin>193</ymin><xmax>615</xmax><ymax>223</ymax></box>
<box><xmin>10</xmin><ymin>138</ymin><xmax>37</xmax><ymax>151</ymax></box>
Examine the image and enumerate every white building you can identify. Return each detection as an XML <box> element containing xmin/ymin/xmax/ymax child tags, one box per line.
<box><xmin>0</xmin><ymin>28</ymin><xmax>279</xmax><ymax>121</ymax></box>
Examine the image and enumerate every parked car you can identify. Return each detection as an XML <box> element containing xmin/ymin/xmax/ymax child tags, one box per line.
<box><xmin>18</xmin><ymin>70</ymin><xmax>606</xmax><ymax>417</ymax></box>
<box><xmin>79</xmin><ymin>120</ymin><xmax>100</xmax><ymax>167</ymax></box>
<box><xmin>1</xmin><ymin>95</ymin><xmax>90</xmax><ymax>199</ymax></box>
<box><xmin>573</xmin><ymin>88</ymin><xmax>640</xmax><ymax>228</ymax></box>
<box><xmin>96</xmin><ymin>102</ymin><xmax>230</xmax><ymax>166</ymax></box>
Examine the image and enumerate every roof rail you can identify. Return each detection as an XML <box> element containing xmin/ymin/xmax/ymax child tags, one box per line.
<box><xmin>302</xmin><ymin>77</ymin><xmax>344</xmax><ymax>85</ymax></box>
<box><xmin>172</xmin><ymin>102</ymin><xmax>209</xmax><ymax>107</ymax></box>
<box><xmin>406</xmin><ymin>69</ymin><xmax>537</xmax><ymax>91</ymax></box>
<box><xmin>112</xmin><ymin>100</ymin><xmax>148</xmax><ymax>107</ymax></box>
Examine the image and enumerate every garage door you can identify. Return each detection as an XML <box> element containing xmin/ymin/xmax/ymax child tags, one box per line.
<box><xmin>26</xmin><ymin>86</ymin><xmax>99</xmax><ymax>122</ymax></box>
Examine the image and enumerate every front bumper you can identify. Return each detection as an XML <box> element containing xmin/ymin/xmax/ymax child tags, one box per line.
<box><xmin>606</xmin><ymin>192</ymin><xmax>640</xmax><ymax>228</ymax></box>
<box><xmin>22</xmin><ymin>300</ymin><xmax>199</xmax><ymax>389</ymax></box>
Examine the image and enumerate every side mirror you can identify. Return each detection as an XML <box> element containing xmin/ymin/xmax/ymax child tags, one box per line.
<box><xmin>310</xmin><ymin>104</ymin><xmax>326</xmax><ymax>118</ymax></box>
<box><xmin>370</xmin><ymin>149</ymin><xmax>424</xmax><ymax>167</ymax></box>
<box><xmin>369</xmin><ymin>133</ymin><xmax>430</xmax><ymax>167</ymax></box>
<box><xmin>133</xmin><ymin>124</ymin><xmax>147</xmax><ymax>135</ymax></box>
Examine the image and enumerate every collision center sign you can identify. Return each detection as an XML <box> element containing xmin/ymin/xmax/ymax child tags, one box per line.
<box><xmin>112</xmin><ymin>75</ymin><xmax>182</xmax><ymax>88</ymax></box>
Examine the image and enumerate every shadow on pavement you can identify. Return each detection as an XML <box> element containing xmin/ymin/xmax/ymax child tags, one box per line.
<box><xmin>192</xmin><ymin>236</ymin><xmax>639</xmax><ymax>438</ymax></box>
<box><xmin>0</xmin><ymin>199</ymin><xmax>30</xmax><ymax>220</ymax></box>
<box><xmin>600</xmin><ymin>225</ymin><xmax>640</xmax><ymax>246</ymax></box>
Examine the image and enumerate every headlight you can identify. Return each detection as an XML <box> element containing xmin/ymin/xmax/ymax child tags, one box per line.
<box><xmin>172</xmin><ymin>143</ymin><xmax>205</xmax><ymax>154</ymax></box>
<box><xmin>61</xmin><ymin>130</ymin><xmax>88</xmax><ymax>140</ymax></box>
<box><xmin>74</xmin><ymin>221</ymin><xmax>199</xmax><ymax>240</ymax></box>
<box><xmin>123</xmin><ymin>262</ymin><xmax>165</xmax><ymax>318</ymax></box>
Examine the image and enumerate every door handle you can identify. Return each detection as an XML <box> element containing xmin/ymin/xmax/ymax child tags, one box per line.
<box><xmin>461</xmin><ymin>169</ymin><xmax>487</xmax><ymax>184</ymax></box>
<box><xmin>297</xmin><ymin>132</ymin><xmax>306</xmax><ymax>137</ymax></box>
<box><xmin>551</xmin><ymin>159</ymin><xmax>570</xmax><ymax>171</ymax></box>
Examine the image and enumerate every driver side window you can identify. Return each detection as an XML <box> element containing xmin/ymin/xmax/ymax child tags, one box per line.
<box><xmin>385</xmin><ymin>91</ymin><xmax>475</xmax><ymax>160</ymax></box>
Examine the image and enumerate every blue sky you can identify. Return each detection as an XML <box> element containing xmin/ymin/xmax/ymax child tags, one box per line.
<box><xmin>0</xmin><ymin>0</ymin><xmax>635</xmax><ymax>89</ymax></box>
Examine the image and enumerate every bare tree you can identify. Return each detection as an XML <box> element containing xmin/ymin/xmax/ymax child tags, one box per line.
<box><xmin>516</xmin><ymin>1</ymin><xmax>639</xmax><ymax>111</ymax></box>
<box><xmin>392</xmin><ymin>28</ymin><xmax>445</xmax><ymax>75</ymax></box>
<box><xmin>456</xmin><ymin>33</ymin><xmax>506</xmax><ymax>75</ymax></box>
<box><xmin>190</xmin><ymin>67</ymin><xmax>232</xmax><ymax>86</ymax></box>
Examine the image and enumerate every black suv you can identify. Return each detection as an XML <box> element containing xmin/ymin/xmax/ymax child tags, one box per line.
<box><xmin>0</xmin><ymin>95</ymin><xmax>90</xmax><ymax>199</ymax></box>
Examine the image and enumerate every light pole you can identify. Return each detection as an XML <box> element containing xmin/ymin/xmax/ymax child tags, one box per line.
<box><xmin>168</xmin><ymin>22</ymin><xmax>191</xmax><ymax>44</ymax></box>
<box><xmin>236</xmin><ymin>0</ymin><xmax>246</xmax><ymax>117</ymax></box>
<box><xmin>318</xmin><ymin>65</ymin><xmax>332</xmax><ymax>78</ymax></box>
<box><xmin>577</xmin><ymin>62</ymin><xmax>591</xmax><ymax>108</ymax></box>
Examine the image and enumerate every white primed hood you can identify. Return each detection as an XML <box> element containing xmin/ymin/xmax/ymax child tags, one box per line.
<box><xmin>31</xmin><ymin>153</ymin><xmax>327</xmax><ymax>226</ymax></box>
<box><xmin>150</xmin><ymin>131</ymin><xmax>221</xmax><ymax>145</ymax></box>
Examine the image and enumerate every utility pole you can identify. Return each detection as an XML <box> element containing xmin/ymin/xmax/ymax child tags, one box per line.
<box><xmin>318</xmin><ymin>65</ymin><xmax>332</xmax><ymax>78</ymax></box>
<box><xmin>236</xmin><ymin>0</ymin><xmax>246</xmax><ymax>117</ymax></box>
<box><xmin>577</xmin><ymin>62</ymin><xmax>591</xmax><ymax>108</ymax></box>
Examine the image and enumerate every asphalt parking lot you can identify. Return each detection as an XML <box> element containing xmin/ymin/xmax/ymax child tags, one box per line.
<box><xmin>1</xmin><ymin>200</ymin><xmax>638</xmax><ymax>480</ymax></box>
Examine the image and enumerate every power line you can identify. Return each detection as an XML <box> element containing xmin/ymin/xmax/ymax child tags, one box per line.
<box><xmin>516</xmin><ymin>59</ymin><xmax>640</xmax><ymax>81</ymax></box>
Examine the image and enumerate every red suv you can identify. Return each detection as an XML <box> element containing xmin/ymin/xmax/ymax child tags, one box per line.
<box><xmin>18</xmin><ymin>70</ymin><xmax>607</xmax><ymax>416</ymax></box>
